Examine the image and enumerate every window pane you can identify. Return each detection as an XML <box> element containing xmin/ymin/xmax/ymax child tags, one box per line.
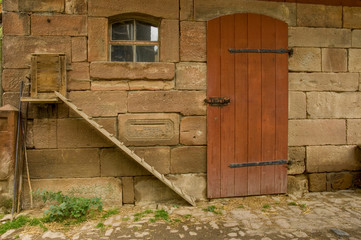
<box><xmin>111</xmin><ymin>45</ymin><xmax>133</xmax><ymax>62</ymax></box>
<box><xmin>136</xmin><ymin>21</ymin><xmax>158</xmax><ymax>41</ymax></box>
<box><xmin>136</xmin><ymin>46</ymin><xmax>159</xmax><ymax>62</ymax></box>
<box><xmin>112</xmin><ymin>21</ymin><xmax>134</xmax><ymax>40</ymax></box>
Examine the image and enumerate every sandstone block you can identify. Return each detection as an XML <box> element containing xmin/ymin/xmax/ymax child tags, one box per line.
<box><xmin>88</xmin><ymin>17</ymin><xmax>108</xmax><ymax>61</ymax></box>
<box><xmin>134</xmin><ymin>176</ymin><xmax>183</xmax><ymax>204</ymax></box>
<box><xmin>31</xmin><ymin>15</ymin><xmax>87</xmax><ymax>36</ymax></box>
<box><xmin>68</xmin><ymin>91</ymin><xmax>127</xmax><ymax>117</ymax></box>
<box><xmin>91</xmin><ymin>81</ymin><xmax>129</xmax><ymax>91</ymax></box>
<box><xmin>132</xmin><ymin>147</ymin><xmax>171</xmax><ymax>174</ymax></box>
<box><xmin>171</xmin><ymin>146</ymin><xmax>207</xmax><ymax>174</ymax></box>
<box><xmin>68</xmin><ymin>62</ymin><xmax>90</xmax><ymax>90</ymax></box>
<box><xmin>2</xmin><ymin>69</ymin><xmax>29</xmax><ymax>92</ymax></box>
<box><xmin>65</xmin><ymin>0</ymin><xmax>87</xmax><ymax>14</ymax></box>
<box><xmin>68</xmin><ymin>80</ymin><xmax>90</xmax><ymax>91</ymax></box>
<box><xmin>27</xmin><ymin>149</ymin><xmax>100</xmax><ymax>179</ymax></box>
<box><xmin>289</xmin><ymin>120</ymin><xmax>346</xmax><ymax>146</ymax></box>
<box><xmin>122</xmin><ymin>177</ymin><xmax>134</xmax><ymax>204</ymax></box>
<box><xmin>289</xmin><ymin>73</ymin><xmax>359</xmax><ymax>91</ymax></box>
<box><xmin>347</xmin><ymin>119</ymin><xmax>361</xmax><ymax>144</ymax></box>
<box><xmin>3</xmin><ymin>0</ymin><xmax>18</xmax><ymax>11</ymax></box>
<box><xmin>176</xmin><ymin>62</ymin><xmax>207</xmax><ymax>90</ymax></box>
<box><xmin>322</xmin><ymin>48</ymin><xmax>347</xmax><ymax>72</ymax></box>
<box><xmin>167</xmin><ymin>174</ymin><xmax>207</xmax><ymax>201</ymax></box>
<box><xmin>3</xmin><ymin>36</ymin><xmax>71</xmax><ymax>69</ymax></box>
<box><xmin>18</xmin><ymin>0</ymin><xmax>64</xmax><ymax>12</ymax></box>
<box><xmin>287</xmin><ymin>175</ymin><xmax>308</xmax><ymax>197</ymax></box>
<box><xmin>2</xmin><ymin>92</ymin><xmax>20</xmax><ymax>108</ymax></box>
<box><xmin>118</xmin><ymin>113</ymin><xmax>179</xmax><ymax>146</ymax></box>
<box><xmin>288</xmin><ymin>91</ymin><xmax>306</xmax><ymax>119</ymax></box>
<box><xmin>0</xmin><ymin>181</ymin><xmax>9</xmax><ymax>194</ymax></box>
<box><xmin>348</xmin><ymin>49</ymin><xmax>361</xmax><ymax>72</ymax></box>
<box><xmin>289</xmin><ymin>27</ymin><xmax>351</xmax><ymax>48</ymax></box>
<box><xmin>128</xmin><ymin>91</ymin><xmax>206</xmax><ymax>115</ymax></box>
<box><xmin>88</xmin><ymin>0</ymin><xmax>179</xmax><ymax>19</ymax></box>
<box><xmin>71</xmin><ymin>37</ymin><xmax>87</xmax><ymax>62</ymax></box>
<box><xmin>180</xmin><ymin>116</ymin><xmax>207</xmax><ymax>145</ymax></box>
<box><xmin>194</xmin><ymin>0</ymin><xmax>296</xmax><ymax>26</ymax></box>
<box><xmin>0</xmin><ymin>132</ymin><xmax>12</xmax><ymax>180</ymax></box>
<box><xmin>296</xmin><ymin>4</ymin><xmax>342</xmax><ymax>28</ymax></box>
<box><xmin>180</xmin><ymin>21</ymin><xmax>207</xmax><ymax>62</ymax></box>
<box><xmin>343</xmin><ymin>7</ymin><xmax>361</xmax><ymax>28</ymax></box>
<box><xmin>307</xmin><ymin>92</ymin><xmax>361</xmax><ymax>118</ymax></box>
<box><xmin>57</xmin><ymin>118</ymin><xmax>115</xmax><ymax>148</ymax></box>
<box><xmin>180</xmin><ymin>0</ymin><xmax>194</xmax><ymax>20</ymax></box>
<box><xmin>90</xmin><ymin>62</ymin><xmax>175</xmax><ymax>80</ymax></box>
<box><xmin>3</xmin><ymin>12</ymin><xmax>30</xmax><ymax>36</ymax></box>
<box><xmin>288</xmin><ymin>147</ymin><xmax>305</xmax><ymax>175</ymax></box>
<box><xmin>308</xmin><ymin>173</ymin><xmax>326</xmax><ymax>192</ymax></box>
<box><xmin>160</xmin><ymin>20</ymin><xmax>179</xmax><ymax>62</ymax></box>
<box><xmin>327</xmin><ymin>172</ymin><xmax>353</xmax><ymax>190</ymax></box>
<box><xmin>128</xmin><ymin>81</ymin><xmax>175</xmax><ymax>90</ymax></box>
<box><xmin>352</xmin><ymin>30</ymin><xmax>361</xmax><ymax>47</ymax></box>
<box><xmin>23</xmin><ymin>178</ymin><xmax>122</xmax><ymax>209</ymax></box>
<box><xmin>288</xmin><ymin>48</ymin><xmax>321</xmax><ymax>72</ymax></box>
<box><xmin>33</xmin><ymin>119</ymin><xmax>57</xmax><ymax>149</ymax></box>
<box><xmin>307</xmin><ymin>146</ymin><xmax>360</xmax><ymax>173</ymax></box>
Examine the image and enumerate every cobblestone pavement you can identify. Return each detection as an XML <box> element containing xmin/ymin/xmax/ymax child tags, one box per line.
<box><xmin>1</xmin><ymin>190</ymin><xmax>361</xmax><ymax>240</ymax></box>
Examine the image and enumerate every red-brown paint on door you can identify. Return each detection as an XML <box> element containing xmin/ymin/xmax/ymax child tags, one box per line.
<box><xmin>207</xmin><ymin>13</ymin><xmax>288</xmax><ymax>198</ymax></box>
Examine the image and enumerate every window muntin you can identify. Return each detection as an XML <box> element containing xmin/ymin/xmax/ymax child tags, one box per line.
<box><xmin>110</xmin><ymin>20</ymin><xmax>159</xmax><ymax>62</ymax></box>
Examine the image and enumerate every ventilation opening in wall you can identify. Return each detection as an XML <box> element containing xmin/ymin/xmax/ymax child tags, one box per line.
<box><xmin>21</xmin><ymin>53</ymin><xmax>67</xmax><ymax>103</ymax></box>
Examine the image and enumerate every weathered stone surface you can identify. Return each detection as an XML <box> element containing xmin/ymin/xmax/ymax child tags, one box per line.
<box><xmin>327</xmin><ymin>172</ymin><xmax>353</xmax><ymax>190</ymax></box>
<box><xmin>307</xmin><ymin>92</ymin><xmax>361</xmax><ymax>118</ymax></box>
<box><xmin>3</xmin><ymin>12</ymin><xmax>30</xmax><ymax>36</ymax></box>
<box><xmin>0</xmin><ymin>181</ymin><xmax>9</xmax><ymax>193</ymax></box>
<box><xmin>180</xmin><ymin>21</ymin><xmax>207</xmax><ymax>62</ymax></box>
<box><xmin>289</xmin><ymin>120</ymin><xmax>346</xmax><ymax>146</ymax></box>
<box><xmin>128</xmin><ymin>81</ymin><xmax>175</xmax><ymax>90</ymax></box>
<box><xmin>31</xmin><ymin>15</ymin><xmax>87</xmax><ymax>36</ymax></box>
<box><xmin>71</xmin><ymin>37</ymin><xmax>87</xmax><ymax>62</ymax></box>
<box><xmin>347</xmin><ymin>119</ymin><xmax>361</xmax><ymax>144</ymax></box>
<box><xmin>128</xmin><ymin>91</ymin><xmax>206</xmax><ymax>115</ymax></box>
<box><xmin>68</xmin><ymin>91</ymin><xmax>127</xmax><ymax>117</ymax></box>
<box><xmin>88</xmin><ymin>0</ymin><xmax>179</xmax><ymax>19</ymax></box>
<box><xmin>18</xmin><ymin>0</ymin><xmax>64</xmax><ymax>12</ymax></box>
<box><xmin>88</xmin><ymin>17</ymin><xmax>108</xmax><ymax>62</ymax></box>
<box><xmin>160</xmin><ymin>19</ymin><xmax>179</xmax><ymax>62</ymax></box>
<box><xmin>176</xmin><ymin>63</ymin><xmax>206</xmax><ymax>90</ymax></box>
<box><xmin>2</xmin><ymin>69</ymin><xmax>29</xmax><ymax>92</ymax></box>
<box><xmin>133</xmin><ymin>147</ymin><xmax>171</xmax><ymax>174</ymax></box>
<box><xmin>23</xmin><ymin>178</ymin><xmax>122</xmax><ymax>208</ymax></box>
<box><xmin>91</xmin><ymin>81</ymin><xmax>129</xmax><ymax>91</ymax></box>
<box><xmin>194</xmin><ymin>0</ymin><xmax>296</xmax><ymax>26</ymax></box>
<box><xmin>343</xmin><ymin>7</ymin><xmax>361</xmax><ymax>28</ymax></box>
<box><xmin>288</xmin><ymin>147</ymin><xmax>305</xmax><ymax>175</ymax></box>
<box><xmin>288</xmin><ymin>48</ymin><xmax>321</xmax><ymax>72</ymax></box>
<box><xmin>289</xmin><ymin>73</ymin><xmax>359</xmax><ymax>91</ymax></box>
<box><xmin>352</xmin><ymin>30</ymin><xmax>361</xmax><ymax>47</ymax></box>
<box><xmin>0</xmin><ymin>132</ymin><xmax>12</xmax><ymax>180</ymax></box>
<box><xmin>288</xmin><ymin>91</ymin><xmax>306</xmax><ymax>119</ymax></box>
<box><xmin>68</xmin><ymin>62</ymin><xmax>90</xmax><ymax>90</ymax></box>
<box><xmin>287</xmin><ymin>175</ymin><xmax>308</xmax><ymax>197</ymax></box>
<box><xmin>308</xmin><ymin>173</ymin><xmax>326</xmax><ymax>192</ymax></box>
<box><xmin>57</xmin><ymin>118</ymin><xmax>115</xmax><ymax>148</ymax></box>
<box><xmin>90</xmin><ymin>62</ymin><xmax>175</xmax><ymax>80</ymax></box>
<box><xmin>65</xmin><ymin>0</ymin><xmax>87</xmax><ymax>14</ymax></box>
<box><xmin>27</xmin><ymin>149</ymin><xmax>100</xmax><ymax>178</ymax></box>
<box><xmin>180</xmin><ymin>116</ymin><xmax>207</xmax><ymax>145</ymax></box>
<box><xmin>322</xmin><ymin>48</ymin><xmax>347</xmax><ymax>72</ymax></box>
<box><xmin>118</xmin><ymin>114</ymin><xmax>179</xmax><ymax>146</ymax></box>
<box><xmin>289</xmin><ymin>27</ymin><xmax>351</xmax><ymax>48</ymax></box>
<box><xmin>3</xmin><ymin>0</ymin><xmax>18</xmax><ymax>11</ymax></box>
<box><xmin>180</xmin><ymin>0</ymin><xmax>193</xmax><ymax>20</ymax></box>
<box><xmin>2</xmin><ymin>92</ymin><xmax>20</xmax><ymax>108</ymax></box>
<box><xmin>134</xmin><ymin>176</ymin><xmax>183</xmax><ymax>204</ymax></box>
<box><xmin>68</xmin><ymin>80</ymin><xmax>90</xmax><ymax>91</ymax></box>
<box><xmin>171</xmin><ymin>146</ymin><xmax>206</xmax><ymax>174</ymax></box>
<box><xmin>33</xmin><ymin>119</ymin><xmax>57</xmax><ymax>149</ymax></box>
<box><xmin>122</xmin><ymin>177</ymin><xmax>134</xmax><ymax>204</ymax></box>
<box><xmin>349</xmin><ymin>49</ymin><xmax>361</xmax><ymax>72</ymax></box>
<box><xmin>168</xmin><ymin>174</ymin><xmax>207</xmax><ymax>201</ymax></box>
<box><xmin>307</xmin><ymin>146</ymin><xmax>360</xmax><ymax>173</ymax></box>
<box><xmin>296</xmin><ymin>4</ymin><xmax>342</xmax><ymax>28</ymax></box>
<box><xmin>3</xmin><ymin>36</ymin><xmax>71</xmax><ymax>69</ymax></box>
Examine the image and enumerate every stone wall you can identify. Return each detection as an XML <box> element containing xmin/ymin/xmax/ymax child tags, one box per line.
<box><xmin>1</xmin><ymin>0</ymin><xmax>361</xmax><ymax>205</ymax></box>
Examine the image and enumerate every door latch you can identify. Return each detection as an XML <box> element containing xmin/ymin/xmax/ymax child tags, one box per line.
<box><xmin>204</xmin><ymin>97</ymin><xmax>231</xmax><ymax>107</ymax></box>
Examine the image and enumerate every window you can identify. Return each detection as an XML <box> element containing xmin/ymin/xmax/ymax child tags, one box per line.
<box><xmin>110</xmin><ymin>20</ymin><xmax>159</xmax><ymax>62</ymax></box>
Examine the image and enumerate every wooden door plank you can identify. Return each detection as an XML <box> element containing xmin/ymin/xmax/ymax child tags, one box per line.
<box><xmin>275</xmin><ymin>20</ymin><xmax>288</xmax><ymax>193</ymax></box>
<box><xmin>207</xmin><ymin>18</ymin><xmax>222</xmax><ymax>198</ymax></box>
<box><xmin>220</xmin><ymin>15</ymin><xmax>235</xmax><ymax>197</ymax></box>
<box><xmin>234</xmin><ymin>13</ymin><xmax>249</xmax><ymax>196</ymax></box>
<box><xmin>260</xmin><ymin>16</ymin><xmax>276</xmax><ymax>194</ymax></box>
<box><xmin>247</xmin><ymin>13</ymin><xmax>262</xmax><ymax>196</ymax></box>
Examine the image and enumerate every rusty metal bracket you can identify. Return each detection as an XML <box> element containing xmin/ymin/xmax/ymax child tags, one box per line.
<box><xmin>229</xmin><ymin>160</ymin><xmax>288</xmax><ymax>168</ymax></box>
<box><xmin>204</xmin><ymin>97</ymin><xmax>231</xmax><ymax>107</ymax></box>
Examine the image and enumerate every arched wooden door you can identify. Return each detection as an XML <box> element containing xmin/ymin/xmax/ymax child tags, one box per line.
<box><xmin>207</xmin><ymin>13</ymin><xmax>288</xmax><ymax>198</ymax></box>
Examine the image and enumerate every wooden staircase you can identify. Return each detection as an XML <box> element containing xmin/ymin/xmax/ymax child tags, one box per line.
<box><xmin>54</xmin><ymin>91</ymin><xmax>196</xmax><ymax>206</ymax></box>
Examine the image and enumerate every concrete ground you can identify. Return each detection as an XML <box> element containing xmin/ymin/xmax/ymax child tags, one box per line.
<box><xmin>1</xmin><ymin>190</ymin><xmax>361</xmax><ymax>240</ymax></box>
